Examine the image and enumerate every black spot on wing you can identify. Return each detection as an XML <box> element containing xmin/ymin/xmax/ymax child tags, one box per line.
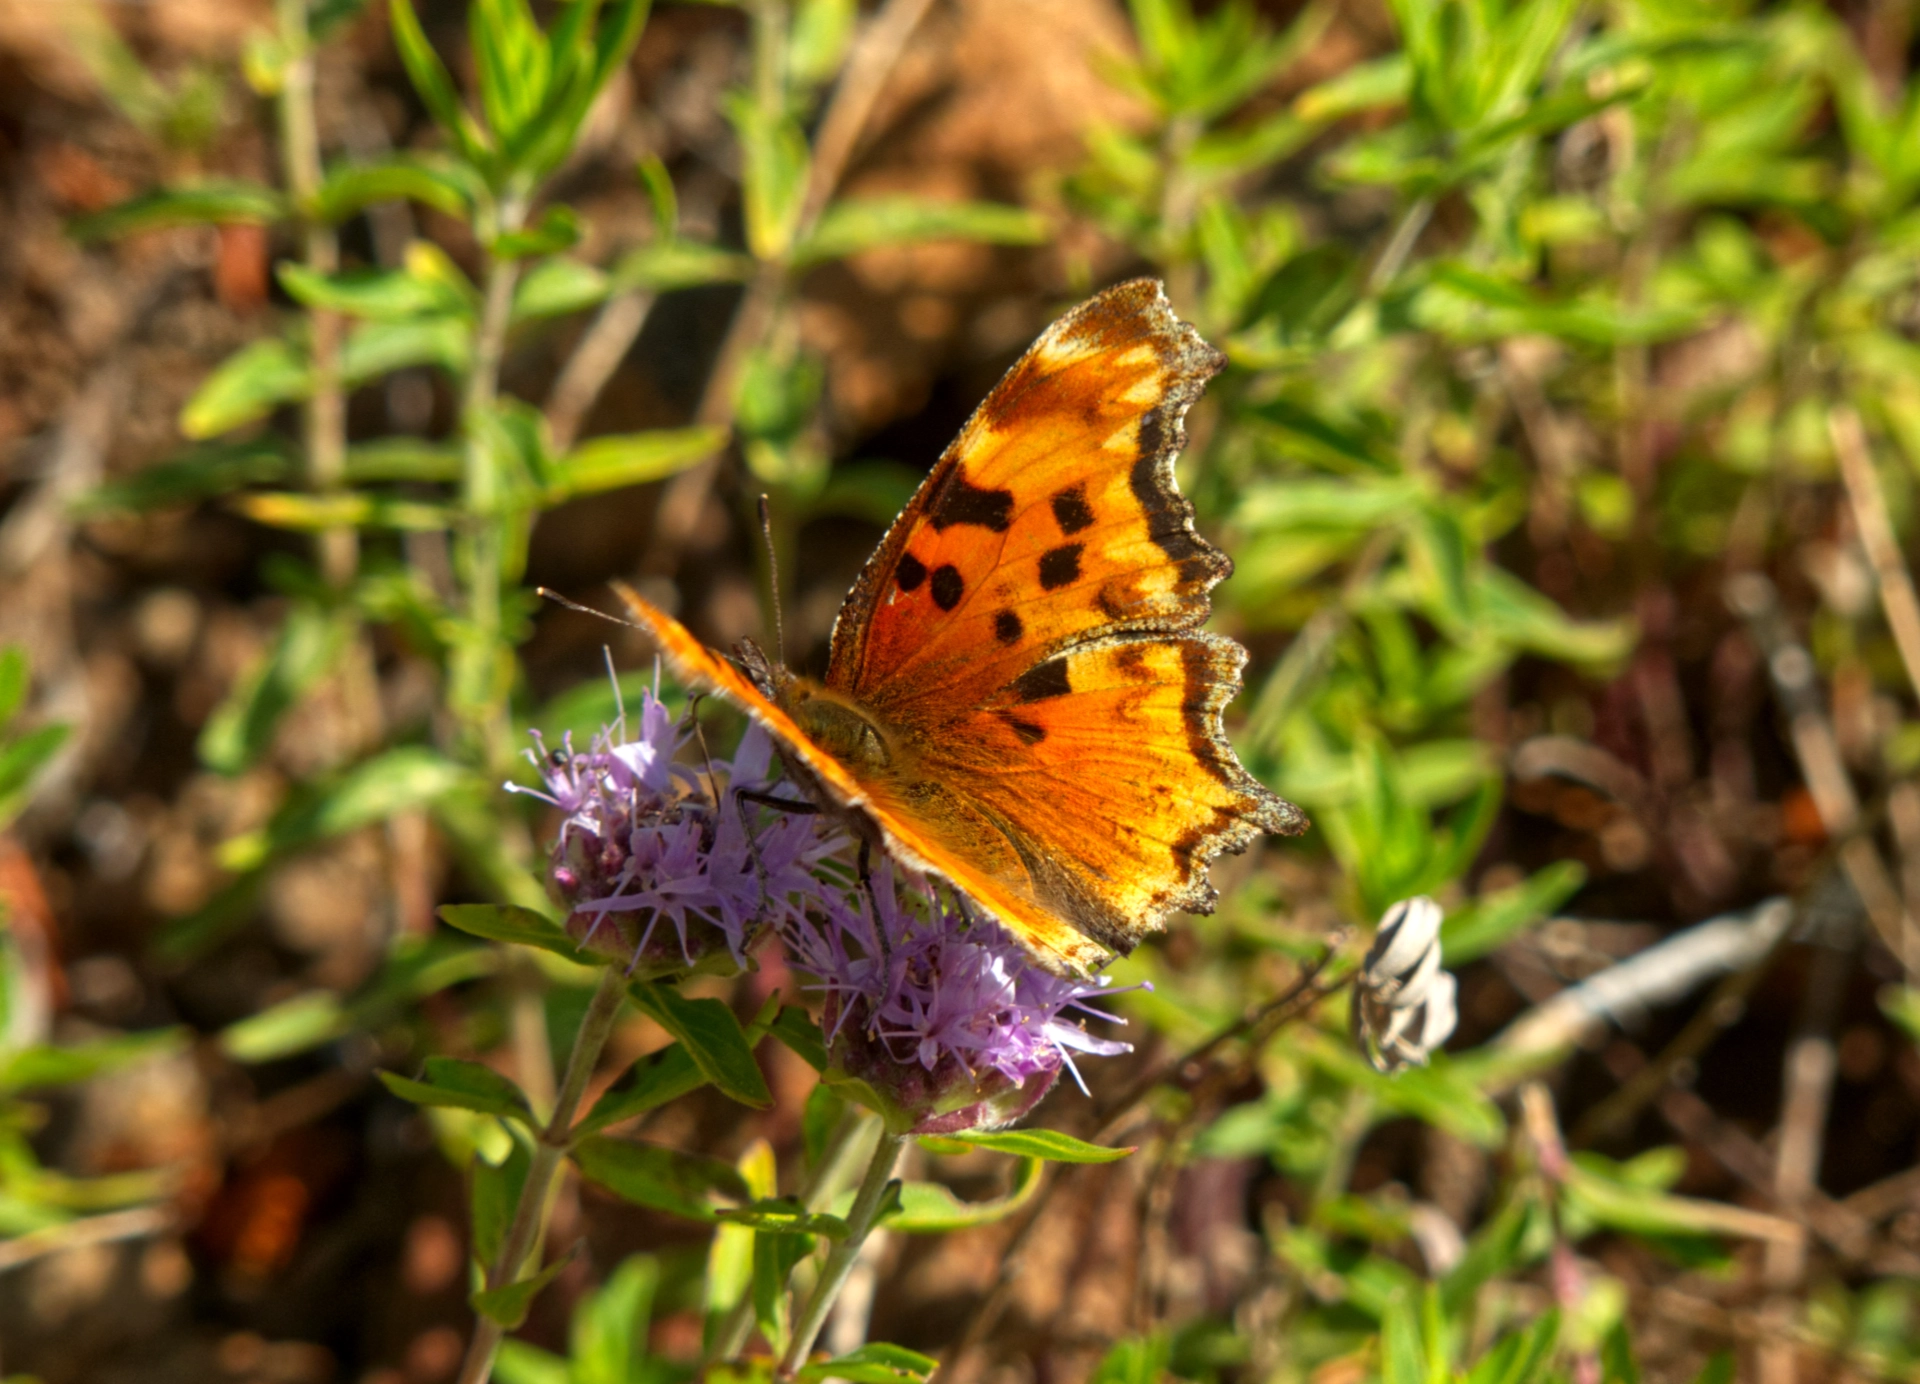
<box><xmin>896</xmin><ymin>552</ymin><xmax>927</xmax><ymax>592</ymax></box>
<box><xmin>1010</xmin><ymin>656</ymin><xmax>1072</xmax><ymax>703</ymax></box>
<box><xmin>994</xmin><ymin>609</ymin><xmax>1023</xmax><ymax>644</ymax></box>
<box><xmin>929</xmin><ymin>473</ymin><xmax>1014</xmax><ymax>532</ymax></box>
<box><xmin>1038</xmin><ymin>544</ymin><xmax>1083</xmax><ymax>591</ymax></box>
<box><xmin>1000</xmin><ymin>713</ymin><xmax>1047</xmax><ymax>744</ymax></box>
<box><xmin>1051</xmin><ymin>485</ymin><xmax>1095</xmax><ymax>535</ymax></box>
<box><xmin>931</xmin><ymin>564</ymin><xmax>965</xmax><ymax>611</ymax></box>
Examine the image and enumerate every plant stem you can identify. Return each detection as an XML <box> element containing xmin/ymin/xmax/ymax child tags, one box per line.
<box><xmin>455</xmin><ymin>199</ymin><xmax>526</xmax><ymax>775</ymax></box>
<box><xmin>455</xmin><ymin>964</ymin><xmax>627</xmax><ymax>1384</ymax></box>
<box><xmin>776</xmin><ymin>1128</ymin><xmax>902</xmax><ymax>1378</ymax></box>
<box><xmin>275</xmin><ymin>0</ymin><xmax>354</xmax><ymax>589</ymax></box>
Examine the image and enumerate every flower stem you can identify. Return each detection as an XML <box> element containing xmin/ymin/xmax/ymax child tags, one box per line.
<box><xmin>455</xmin><ymin>964</ymin><xmax>626</xmax><ymax>1384</ymax></box>
<box><xmin>274</xmin><ymin>0</ymin><xmax>354</xmax><ymax>590</ymax></box>
<box><xmin>454</xmin><ymin>198</ymin><xmax>526</xmax><ymax>776</ymax></box>
<box><xmin>776</xmin><ymin>1129</ymin><xmax>902</xmax><ymax>1378</ymax></box>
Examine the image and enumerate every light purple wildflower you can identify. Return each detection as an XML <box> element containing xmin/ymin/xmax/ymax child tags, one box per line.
<box><xmin>780</xmin><ymin>864</ymin><xmax>1140</xmax><ymax>1134</ymax></box>
<box><xmin>510</xmin><ymin>683</ymin><xmax>843</xmax><ymax>979</ymax></box>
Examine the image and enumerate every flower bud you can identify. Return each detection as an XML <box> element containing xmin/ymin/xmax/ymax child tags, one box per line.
<box><xmin>1352</xmin><ymin>896</ymin><xmax>1458</xmax><ymax>1071</ymax></box>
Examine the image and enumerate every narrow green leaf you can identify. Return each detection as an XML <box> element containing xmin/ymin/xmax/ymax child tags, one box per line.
<box><xmin>74</xmin><ymin>440</ymin><xmax>292</xmax><ymax>515</ymax></box>
<box><xmin>220</xmin><ymin>991</ymin><xmax>348</xmax><ymax>1063</ymax></box>
<box><xmin>576</xmin><ymin>1043</ymin><xmax>707</xmax><ymax>1136</ymax></box>
<box><xmin>933</xmin><ymin>1129</ymin><xmax>1134</xmax><ymax>1164</ymax></box>
<box><xmin>792</xmin><ymin>198</ymin><xmax>1049</xmax><ymax>267</ymax></box>
<box><xmin>796</xmin><ymin>1344</ymin><xmax>939</xmax><ymax>1384</ymax></box>
<box><xmin>437</xmin><ymin>903</ymin><xmax>581</xmax><ymax>962</ymax></box>
<box><xmin>0</xmin><ymin>1027</ymin><xmax>186</xmax><ymax>1095</ymax></box>
<box><xmin>0</xmin><ymin>725</ymin><xmax>72</xmax><ymax>828</ymax></box>
<box><xmin>0</xmin><ymin>647</ymin><xmax>27</xmax><ymax>729</ymax></box>
<box><xmin>390</xmin><ymin>0</ymin><xmax>490</xmax><ymax>165</ymax></box>
<box><xmin>550</xmin><ymin>426</ymin><xmax>726</xmax><ymax>499</ymax></box>
<box><xmin>218</xmin><ymin>746</ymin><xmax>473</xmax><ymax>872</ymax></box>
<box><xmin>277</xmin><ymin>263</ymin><xmax>472</xmax><ymax>321</ymax></box>
<box><xmin>627</xmin><ymin>982</ymin><xmax>772</xmax><ymax>1108</ymax></box>
<box><xmin>198</xmin><ymin>602</ymin><xmax>347</xmax><ymax>774</ymax></box>
<box><xmin>830</xmin><ymin>1158</ymin><xmax>1043</xmax><ymax>1233</ymax></box>
<box><xmin>378</xmin><ymin>1056</ymin><xmax>535</xmax><ymax>1123</ymax></box>
<box><xmin>341</xmin><ymin>317</ymin><xmax>472</xmax><ymax>381</ymax></box>
<box><xmin>472</xmin><ymin>1242</ymin><xmax>579</xmax><ymax>1328</ymax></box>
<box><xmin>512</xmin><ymin>258</ymin><xmax>610</xmax><ymax>321</ymax></box>
<box><xmin>491</xmin><ymin>205</ymin><xmax>583</xmax><ymax>260</ymax></box>
<box><xmin>180</xmin><ymin>338</ymin><xmax>310</xmax><ymax>439</ymax></box>
<box><xmin>234</xmin><ymin>491</ymin><xmax>455</xmax><ymax>533</ymax></box>
<box><xmin>311</xmin><ymin>154</ymin><xmax>478</xmax><ymax>222</ymax></box>
<box><xmin>572</xmin><ymin>1136</ymin><xmax>750</xmax><ymax>1220</ymax></box>
<box><xmin>769</xmin><ymin>1006</ymin><xmax>828</xmax><ymax>1072</ymax></box>
<box><xmin>70</xmin><ymin>181</ymin><xmax>286</xmax><ymax>241</ymax></box>
<box><xmin>609</xmin><ymin>240</ymin><xmax>753</xmax><ymax>292</ymax></box>
<box><xmin>472</xmin><ymin>1132</ymin><xmax>533</xmax><ymax>1267</ymax></box>
<box><xmin>715</xmin><ymin>1196</ymin><xmax>850</xmax><ymax>1238</ymax></box>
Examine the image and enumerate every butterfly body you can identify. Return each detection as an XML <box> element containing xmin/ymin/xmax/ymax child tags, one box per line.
<box><xmin>618</xmin><ymin>279</ymin><xmax>1306</xmax><ymax>976</ymax></box>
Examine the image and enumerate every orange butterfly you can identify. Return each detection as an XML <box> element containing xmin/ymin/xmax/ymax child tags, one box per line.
<box><xmin>617</xmin><ymin>279</ymin><xmax>1306</xmax><ymax>975</ymax></box>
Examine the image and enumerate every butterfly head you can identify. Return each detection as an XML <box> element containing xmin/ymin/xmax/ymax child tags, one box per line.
<box><xmin>779</xmin><ymin>679</ymin><xmax>894</xmax><ymax>775</ymax></box>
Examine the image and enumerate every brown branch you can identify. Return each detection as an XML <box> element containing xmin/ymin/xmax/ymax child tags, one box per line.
<box><xmin>1830</xmin><ymin>404</ymin><xmax>1920</xmax><ymax>700</ymax></box>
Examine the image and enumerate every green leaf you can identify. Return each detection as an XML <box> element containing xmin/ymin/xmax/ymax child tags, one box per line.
<box><xmin>390</xmin><ymin>0</ymin><xmax>490</xmax><ymax>166</ymax></box>
<box><xmin>345</xmin><ymin>438</ymin><xmax>461</xmax><ymax>483</ymax></box>
<box><xmin>550</xmin><ymin>427</ymin><xmax>725</xmax><ymax>499</ymax></box>
<box><xmin>768</xmin><ymin>1006</ymin><xmax>828</xmax><ymax>1072</ymax></box>
<box><xmin>609</xmin><ymin>240</ymin><xmax>753</xmax><ymax>292</ymax></box>
<box><xmin>494</xmin><ymin>1341</ymin><xmax>570</xmax><ymax>1384</ymax></box>
<box><xmin>377</xmin><ymin>1056</ymin><xmax>536</xmax><ymax>1123</ymax></box>
<box><xmin>831</xmin><ymin>1158</ymin><xmax>1043</xmax><ymax>1233</ymax></box>
<box><xmin>1380</xmin><ymin>1293</ymin><xmax>1424</xmax><ymax>1384</ymax></box>
<box><xmin>472</xmin><ymin>1131</ymin><xmax>533</xmax><ymax>1266</ymax></box>
<box><xmin>219</xmin><ymin>991</ymin><xmax>348</xmax><ymax>1063</ymax></box>
<box><xmin>572</xmin><ymin>1136</ymin><xmax>750</xmax><ymax>1220</ymax></box>
<box><xmin>0</xmin><ymin>724</ymin><xmax>72</xmax><ymax>829</ymax></box>
<box><xmin>437</xmin><ymin>903</ymin><xmax>581</xmax><ymax>961</ymax></box>
<box><xmin>234</xmin><ymin>491</ymin><xmax>456</xmax><ymax>533</ymax></box>
<box><xmin>931</xmin><ymin>1129</ymin><xmax>1134</xmax><ymax>1164</ymax></box>
<box><xmin>1442</xmin><ymin>861</ymin><xmax>1585</xmax><ymax>964</ymax></box>
<box><xmin>576</xmin><ymin>1043</ymin><xmax>708</xmax><ymax>1137</ymax></box>
<box><xmin>471</xmin><ymin>0</ymin><xmax>553</xmax><ymax>148</ymax></box>
<box><xmin>715</xmin><ymin>1196</ymin><xmax>850</xmax><ymax>1238</ymax></box>
<box><xmin>627</xmin><ymin>981</ymin><xmax>772</xmax><ymax>1108</ymax></box>
<box><xmin>180</xmin><ymin>338</ymin><xmax>310</xmax><ymax>439</ymax></box>
<box><xmin>1465</xmin><ymin>1308</ymin><xmax>1559</xmax><ymax>1384</ymax></box>
<box><xmin>198</xmin><ymin>602</ymin><xmax>348</xmax><ymax>774</ymax></box>
<box><xmin>277</xmin><ymin>263</ymin><xmax>472</xmax><ymax>320</ymax></box>
<box><xmin>0</xmin><ymin>1027</ymin><xmax>185</xmax><ymax>1094</ymax></box>
<box><xmin>512</xmin><ymin>258</ymin><xmax>610</xmax><ymax>321</ymax></box>
<box><xmin>69</xmin><ymin>180</ymin><xmax>286</xmax><ymax>241</ymax></box>
<box><xmin>472</xmin><ymin>1242</ymin><xmax>579</xmax><ymax>1328</ymax></box>
<box><xmin>341</xmin><ymin>317</ymin><xmax>472</xmax><ymax>381</ymax></box>
<box><xmin>792</xmin><ymin>198</ymin><xmax>1050</xmax><ymax>267</ymax></box>
<box><xmin>731</xmin><ymin>99</ymin><xmax>810</xmax><ymax>261</ymax></box>
<box><xmin>796</xmin><ymin>1344</ymin><xmax>939</xmax><ymax>1384</ymax></box>
<box><xmin>218</xmin><ymin>746</ymin><xmax>473</xmax><ymax>872</ymax></box>
<box><xmin>74</xmin><ymin>439</ymin><xmax>293</xmax><ymax>515</ymax></box>
<box><xmin>311</xmin><ymin>154</ymin><xmax>478</xmax><ymax>222</ymax></box>
<box><xmin>0</xmin><ymin>647</ymin><xmax>27</xmax><ymax>729</ymax></box>
<box><xmin>1088</xmin><ymin>1334</ymin><xmax>1169</xmax><ymax>1384</ymax></box>
<box><xmin>491</xmin><ymin>205</ymin><xmax>583</xmax><ymax>260</ymax></box>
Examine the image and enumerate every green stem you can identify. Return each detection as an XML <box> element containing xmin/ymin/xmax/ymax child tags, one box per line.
<box><xmin>275</xmin><ymin>0</ymin><xmax>354</xmax><ymax>590</ymax></box>
<box><xmin>455</xmin><ymin>964</ymin><xmax>627</xmax><ymax>1384</ymax></box>
<box><xmin>707</xmin><ymin>1109</ymin><xmax>876</xmax><ymax>1365</ymax></box>
<box><xmin>455</xmin><ymin>197</ymin><xmax>526</xmax><ymax>775</ymax></box>
<box><xmin>776</xmin><ymin>1129</ymin><xmax>902</xmax><ymax>1378</ymax></box>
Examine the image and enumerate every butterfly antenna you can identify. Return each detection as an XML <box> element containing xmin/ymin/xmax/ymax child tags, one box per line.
<box><xmin>536</xmin><ymin>586</ymin><xmax>643</xmax><ymax>630</ymax></box>
<box><xmin>757</xmin><ymin>495</ymin><xmax>787</xmax><ymax>665</ymax></box>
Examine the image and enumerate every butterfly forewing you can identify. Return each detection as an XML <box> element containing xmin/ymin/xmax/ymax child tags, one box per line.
<box><xmin>820</xmin><ymin>279</ymin><xmax>1305</xmax><ymax>962</ymax></box>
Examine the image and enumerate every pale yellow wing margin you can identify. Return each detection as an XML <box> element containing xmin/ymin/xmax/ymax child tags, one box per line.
<box><xmin>610</xmin><ymin>584</ymin><xmax>1115</xmax><ymax>977</ymax></box>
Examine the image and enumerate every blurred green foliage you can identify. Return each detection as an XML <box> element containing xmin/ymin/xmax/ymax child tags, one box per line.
<box><xmin>33</xmin><ymin>0</ymin><xmax>1920</xmax><ymax>1379</ymax></box>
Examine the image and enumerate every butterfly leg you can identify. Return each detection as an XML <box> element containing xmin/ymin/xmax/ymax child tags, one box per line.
<box><xmin>855</xmin><ymin>837</ymin><xmax>895</xmax><ymax>974</ymax></box>
<box><xmin>732</xmin><ymin>788</ymin><xmax>820</xmax><ymax>922</ymax></box>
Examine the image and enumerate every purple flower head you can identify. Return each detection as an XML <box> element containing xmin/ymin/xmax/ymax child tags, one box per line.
<box><xmin>780</xmin><ymin>865</ymin><xmax>1141</xmax><ymax>1134</ymax></box>
<box><xmin>510</xmin><ymin>678</ymin><xmax>843</xmax><ymax>979</ymax></box>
